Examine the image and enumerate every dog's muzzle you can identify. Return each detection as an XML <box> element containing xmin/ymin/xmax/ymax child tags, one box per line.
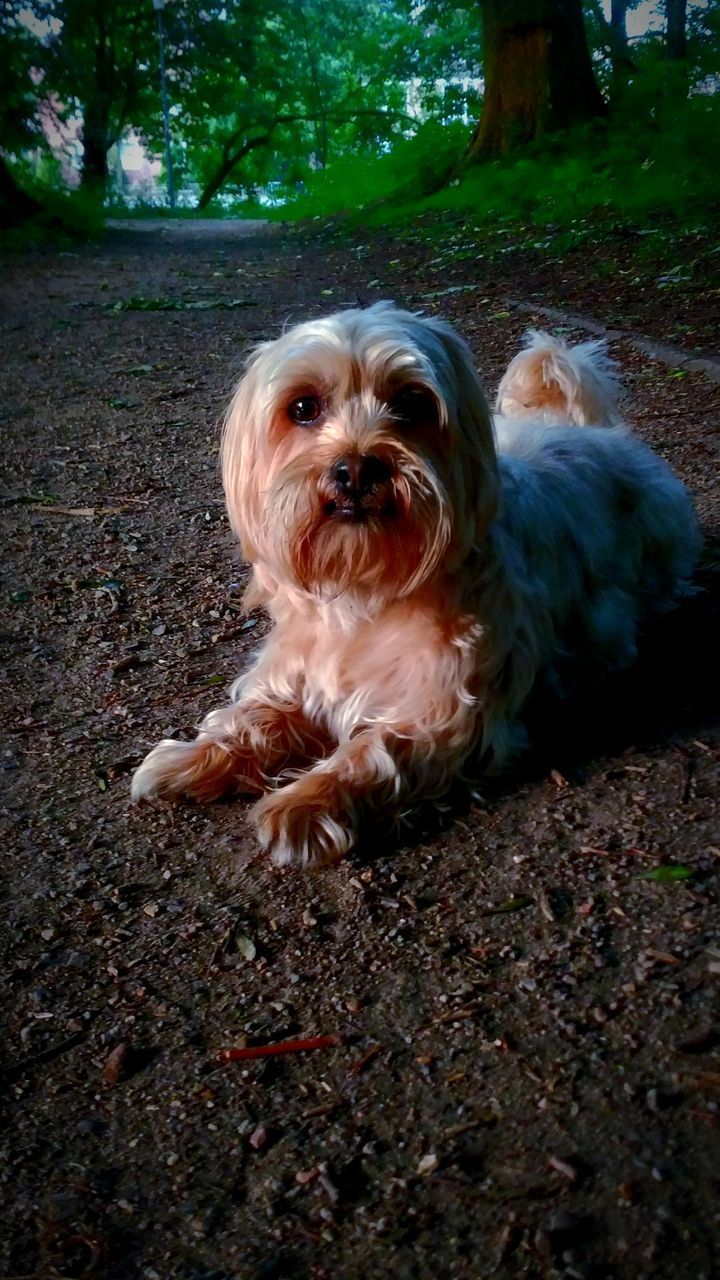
<box><xmin>325</xmin><ymin>453</ymin><xmax>394</xmax><ymax>520</ymax></box>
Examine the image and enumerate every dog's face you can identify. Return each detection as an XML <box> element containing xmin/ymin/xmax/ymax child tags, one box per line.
<box><xmin>222</xmin><ymin>303</ymin><xmax>498</xmax><ymax>602</ymax></box>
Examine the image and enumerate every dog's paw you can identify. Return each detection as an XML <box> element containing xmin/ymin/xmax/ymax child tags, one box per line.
<box><xmin>250</xmin><ymin>782</ymin><xmax>355</xmax><ymax>868</ymax></box>
<box><xmin>131</xmin><ymin>737</ymin><xmax>264</xmax><ymax>804</ymax></box>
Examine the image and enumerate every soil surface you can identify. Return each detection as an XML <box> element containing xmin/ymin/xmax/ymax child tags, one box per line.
<box><xmin>1</xmin><ymin>221</ymin><xmax>719</xmax><ymax>1280</ymax></box>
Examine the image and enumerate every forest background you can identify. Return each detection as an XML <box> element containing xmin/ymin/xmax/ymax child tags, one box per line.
<box><xmin>1</xmin><ymin>0</ymin><xmax>719</xmax><ymax>252</ymax></box>
<box><xmin>2</xmin><ymin>8</ymin><xmax>720</xmax><ymax>1279</ymax></box>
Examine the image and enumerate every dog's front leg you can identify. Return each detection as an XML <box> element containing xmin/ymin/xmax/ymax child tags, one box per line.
<box><xmin>250</xmin><ymin>730</ymin><xmax>403</xmax><ymax>866</ymax></box>
<box><xmin>251</xmin><ymin>695</ymin><xmax>480</xmax><ymax>867</ymax></box>
<box><xmin>132</xmin><ymin>697</ymin><xmax>328</xmax><ymax>804</ymax></box>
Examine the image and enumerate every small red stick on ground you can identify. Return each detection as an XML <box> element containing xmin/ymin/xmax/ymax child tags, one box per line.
<box><xmin>217</xmin><ymin>1035</ymin><xmax>341</xmax><ymax>1063</ymax></box>
<box><xmin>348</xmin><ymin>1043</ymin><xmax>382</xmax><ymax>1076</ymax></box>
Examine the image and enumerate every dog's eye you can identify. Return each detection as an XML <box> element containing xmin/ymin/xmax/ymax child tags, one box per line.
<box><xmin>288</xmin><ymin>395</ymin><xmax>323</xmax><ymax>426</ymax></box>
<box><xmin>389</xmin><ymin>386</ymin><xmax>437</xmax><ymax>425</ymax></box>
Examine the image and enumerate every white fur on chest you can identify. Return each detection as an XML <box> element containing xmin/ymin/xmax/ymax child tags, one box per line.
<box><xmin>243</xmin><ymin>592</ymin><xmax>482</xmax><ymax>746</ymax></box>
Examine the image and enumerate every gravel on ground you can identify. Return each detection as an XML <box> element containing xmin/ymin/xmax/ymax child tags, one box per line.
<box><xmin>1</xmin><ymin>222</ymin><xmax>719</xmax><ymax>1280</ymax></box>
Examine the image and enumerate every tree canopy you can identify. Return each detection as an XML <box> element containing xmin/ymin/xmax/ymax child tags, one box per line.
<box><xmin>1</xmin><ymin>0</ymin><xmax>718</xmax><ymax>221</ymax></box>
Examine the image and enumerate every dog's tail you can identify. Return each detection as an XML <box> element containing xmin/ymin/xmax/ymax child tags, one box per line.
<box><xmin>496</xmin><ymin>330</ymin><xmax>623</xmax><ymax>427</ymax></box>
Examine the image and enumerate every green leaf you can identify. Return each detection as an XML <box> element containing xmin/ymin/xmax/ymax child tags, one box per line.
<box><xmin>484</xmin><ymin>896</ymin><xmax>533</xmax><ymax>915</ymax></box>
<box><xmin>636</xmin><ymin>865</ymin><xmax>693</xmax><ymax>882</ymax></box>
<box><xmin>17</xmin><ymin>492</ymin><xmax>56</xmax><ymax>506</ymax></box>
<box><xmin>111</xmin><ymin>297</ymin><xmax>259</xmax><ymax>314</ymax></box>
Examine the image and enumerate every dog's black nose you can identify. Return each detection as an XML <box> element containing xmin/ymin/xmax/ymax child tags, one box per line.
<box><xmin>331</xmin><ymin>454</ymin><xmax>391</xmax><ymax>497</ymax></box>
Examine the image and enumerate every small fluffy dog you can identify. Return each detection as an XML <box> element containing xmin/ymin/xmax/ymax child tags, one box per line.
<box><xmin>132</xmin><ymin>303</ymin><xmax>700</xmax><ymax>866</ymax></box>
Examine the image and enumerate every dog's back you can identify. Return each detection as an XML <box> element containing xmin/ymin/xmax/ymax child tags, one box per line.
<box><xmin>488</xmin><ymin>331</ymin><xmax>700</xmax><ymax>698</ymax></box>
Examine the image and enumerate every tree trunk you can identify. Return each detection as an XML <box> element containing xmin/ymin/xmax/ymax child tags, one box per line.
<box><xmin>665</xmin><ymin>0</ymin><xmax>687</xmax><ymax>61</ymax></box>
<box><xmin>585</xmin><ymin>0</ymin><xmax>635</xmax><ymax>108</ymax></box>
<box><xmin>467</xmin><ymin>0</ymin><xmax>607</xmax><ymax>160</ymax></box>
<box><xmin>80</xmin><ymin>104</ymin><xmax>110</xmax><ymax>196</ymax></box>
<box><xmin>610</xmin><ymin>0</ymin><xmax>628</xmax><ymax>43</ymax></box>
<box><xmin>609</xmin><ymin>0</ymin><xmax>634</xmax><ymax>104</ymax></box>
<box><xmin>0</xmin><ymin>154</ymin><xmax>41</xmax><ymax>227</ymax></box>
<box><xmin>80</xmin><ymin>11</ymin><xmax>112</xmax><ymax>199</ymax></box>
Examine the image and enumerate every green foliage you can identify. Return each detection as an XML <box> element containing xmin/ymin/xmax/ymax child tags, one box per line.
<box><xmin>1</xmin><ymin>0</ymin><xmax>159</xmax><ymax>203</ymax></box>
<box><xmin>269</xmin><ymin>120</ymin><xmax>468</xmax><ymax>219</ymax></box>
<box><xmin>271</xmin><ymin>83</ymin><xmax>719</xmax><ymax>243</ymax></box>
<box><xmin>446</xmin><ymin>109</ymin><xmax>718</xmax><ymax>228</ymax></box>
<box><xmin>43</xmin><ymin>0</ymin><xmax>156</xmax><ymax>125</ymax></box>
<box><xmin>223</xmin><ymin>0</ymin><xmax>720</xmax><ymax>230</ymax></box>
<box><xmin>2</xmin><ymin>0</ymin><xmax>720</xmax><ymax>232</ymax></box>
<box><xmin>0</xmin><ymin>5</ymin><xmax>41</xmax><ymax>152</ymax></box>
<box><xmin>109</xmin><ymin>295</ymin><xmax>257</xmax><ymax>312</ymax></box>
<box><xmin>160</xmin><ymin>0</ymin><xmax>468</xmax><ymax>208</ymax></box>
<box><xmin>0</xmin><ymin>179</ymin><xmax>104</xmax><ymax>247</ymax></box>
<box><xmin>636</xmin><ymin>866</ymin><xmax>694</xmax><ymax>882</ymax></box>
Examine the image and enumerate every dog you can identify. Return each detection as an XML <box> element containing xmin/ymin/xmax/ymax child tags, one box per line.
<box><xmin>132</xmin><ymin>303</ymin><xmax>700</xmax><ymax>866</ymax></box>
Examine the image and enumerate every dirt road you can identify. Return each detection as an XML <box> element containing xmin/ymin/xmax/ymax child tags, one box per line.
<box><xmin>1</xmin><ymin>222</ymin><xmax>719</xmax><ymax>1280</ymax></box>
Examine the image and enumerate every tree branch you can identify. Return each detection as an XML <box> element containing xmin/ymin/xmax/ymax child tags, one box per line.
<box><xmin>199</xmin><ymin>131</ymin><xmax>276</xmax><ymax>208</ymax></box>
<box><xmin>199</xmin><ymin>108</ymin><xmax>413</xmax><ymax>209</ymax></box>
<box><xmin>587</xmin><ymin>0</ymin><xmax>637</xmax><ymax>71</ymax></box>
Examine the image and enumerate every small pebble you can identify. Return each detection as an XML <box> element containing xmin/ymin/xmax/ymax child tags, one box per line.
<box><xmin>249</xmin><ymin>1124</ymin><xmax>267</xmax><ymax>1150</ymax></box>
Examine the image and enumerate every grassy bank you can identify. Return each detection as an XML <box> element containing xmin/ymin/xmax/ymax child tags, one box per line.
<box><xmin>269</xmin><ymin>94</ymin><xmax>720</xmax><ymax>246</ymax></box>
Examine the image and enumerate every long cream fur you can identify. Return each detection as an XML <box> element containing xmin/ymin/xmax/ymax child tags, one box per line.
<box><xmin>132</xmin><ymin>304</ymin><xmax>700</xmax><ymax>867</ymax></box>
<box><xmin>496</xmin><ymin>329</ymin><xmax>623</xmax><ymax>426</ymax></box>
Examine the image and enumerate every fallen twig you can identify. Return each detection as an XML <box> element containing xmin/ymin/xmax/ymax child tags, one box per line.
<box><xmin>3</xmin><ymin>1031</ymin><xmax>87</xmax><ymax>1084</ymax></box>
<box><xmin>217</xmin><ymin>1034</ymin><xmax>341</xmax><ymax>1063</ymax></box>
<box><xmin>348</xmin><ymin>1043</ymin><xmax>382</xmax><ymax>1076</ymax></box>
<box><xmin>548</xmin><ymin>1154</ymin><xmax>580</xmax><ymax>1183</ymax></box>
<box><xmin>20</xmin><ymin>504</ymin><xmax>136</xmax><ymax>518</ymax></box>
<box><xmin>682</xmin><ymin>1070</ymin><xmax>720</xmax><ymax>1092</ymax></box>
<box><xmin>301</xmin><ymin>1100</ymin><xmax>341</xmax><ymax>1120</ymax></box>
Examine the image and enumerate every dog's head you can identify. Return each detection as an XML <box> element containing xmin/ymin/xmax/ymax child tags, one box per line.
<box><xmin>222</xmin><ymin>302</ymin><xmax>498</xmax><ymax>604</ymax></box>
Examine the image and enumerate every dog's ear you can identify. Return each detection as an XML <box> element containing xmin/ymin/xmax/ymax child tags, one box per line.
<box><xmin>221</xmin><ymin>343</ymin><xmax>271</xmax><ymax>562</ymax></box>
<box><xmin>417</xmin><ymin>314</ymin><xmax>499</xmax><ymax>556</ymax></box>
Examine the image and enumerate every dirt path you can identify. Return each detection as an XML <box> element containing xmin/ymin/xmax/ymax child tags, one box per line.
<box><xmin>106</xmin><ymin>216</ymin><xmax>277</xmax><ymax>239</ymax></box>
<box><xmin>1</xmin><ymin>223</ymin><xmax>719</xmax><ymax>1280</ymax></box>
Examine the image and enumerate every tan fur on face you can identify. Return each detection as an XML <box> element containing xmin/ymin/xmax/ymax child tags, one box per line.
<box><xmin>221</xmin><ymin>307</ymin><xmax>498</xmax><ymax>609</ymax></box>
